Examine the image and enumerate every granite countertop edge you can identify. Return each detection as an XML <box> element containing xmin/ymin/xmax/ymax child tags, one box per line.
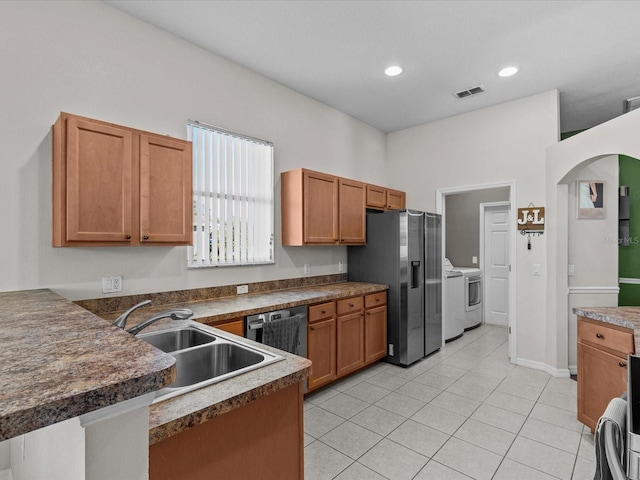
<box><xmin>573</xmin><ymin>306</ymin><xmax>640</xmax><ymax>330</ymax></box>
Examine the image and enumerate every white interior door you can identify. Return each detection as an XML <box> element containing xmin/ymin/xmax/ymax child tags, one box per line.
<box><xmin>484</xmin><ymin>204</ymin><xmax>510</xmax><ymax>326</ymax></box>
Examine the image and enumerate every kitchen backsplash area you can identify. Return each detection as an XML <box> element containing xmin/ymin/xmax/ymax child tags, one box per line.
<box><xmin>75</xmin><ymin>274</ymin><xmax>348</xmax><ymax>316</ymax></box>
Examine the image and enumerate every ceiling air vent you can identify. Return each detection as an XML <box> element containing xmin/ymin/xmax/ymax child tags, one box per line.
<box><xmin>624</xmin><ymin>96</ymin><xmax>640</xmax><ymax>113</ymax></box>
<box><xmin>454</xmin><ymin>84</ymin><xmax>486</xmax><ymax>99</ymax></box>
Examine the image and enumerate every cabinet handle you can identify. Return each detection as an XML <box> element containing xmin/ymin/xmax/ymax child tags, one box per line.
<box><xmin>349</xmin><ymin>303</ymin><xmax>354</xmax><ymax>308</ymax></box>
<box><xmin>310</xmin><ymin>326</ymin><xmax>315</xmax><ymax>331</ymax></box>
<box><xmin>143</xmin><ymin>235</ymin><xmax>149</xmax><ymax>240</ymax></box>
<box><xmin>125</xmin><ymin>234</ymin><xmax>132</xmax><ymax>240</ymax></box>
<box><xmin>321</xmin><ymin>310</ymin><xmax>326</xmax><ymax>314</ymax></box>
<box><xmin>620</xmin><ymin>362</ymin><xmax>627</xmax><ymax>368</ymax></box>
<box><xmin>596</xmin><ymin>333</ymin><xmax>604</xmax><ymax>339</ymax></box>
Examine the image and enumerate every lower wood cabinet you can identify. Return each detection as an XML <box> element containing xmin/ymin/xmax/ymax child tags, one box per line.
<box><xmin>212</xmin><ymin>317</ymin><xmax>244</xmax><ymax>336</ymax></box>
<box><xmin>307</xmin><ymin>292</ymin><xmax>387</xmax><ymax>393</ymax></box>
<box><xmin>337</xmin><ymin>297</ymin><xmax>365</xmax><ymax>377</ymax></box>
<box><xmin>307</xmin><ymin>302</ymin><xmax>337</xmax><ymax>391</ymax></box>
<box><xmin>150</xmin><ymin>382</ymin><xmax>304</xmax><ymax>480</ymax></box>
<box><xmin>365</xmin><ymin>305</ymin><xmax>387</xmax><ymax>363</ymax></box>
<box><xmin>577</xmin><ymin>316</ymin><xmax>634</xmax><ymax>432</ymax></box>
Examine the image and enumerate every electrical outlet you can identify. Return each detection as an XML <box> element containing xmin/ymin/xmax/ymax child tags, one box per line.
<box><xmin>472</xmin><ymin>256</ymin><xmax>478</xmax><ymax>264</ymax></box>
<box><xmin>304</xmin><ymin>264</ymin><xmax>310</xmax><ymax>275</ymax></box>
<box><xmin>102</xmin><ymin>275</ymin><xmax>123</xmax><ymax>294</ymax></box>
<box><xmin>237</xmin><ymin>284</ymin><xmax>249</xmax><ymax>294</ymax></box>
<box><xmin>338</xmin><ymin>261</ymin><xmax>344</xmax><ymax>272</ymax></box>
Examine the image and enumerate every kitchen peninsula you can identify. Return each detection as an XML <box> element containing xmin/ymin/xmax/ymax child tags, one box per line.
<box><xmin>1</xmin><ymin>278</ymin><xmax>387</xmax><ymax>479</ymax></box>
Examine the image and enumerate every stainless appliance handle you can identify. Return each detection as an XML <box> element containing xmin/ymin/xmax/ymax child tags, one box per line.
<box><xmin>411</xmin><ymin>260</ymin><xmax>420</xmax><ymax>289</ymax></box>
<box><xmin>249</xmin><ymin>322</ymin><xmax>263</xmax><ymax>330</ymax></box>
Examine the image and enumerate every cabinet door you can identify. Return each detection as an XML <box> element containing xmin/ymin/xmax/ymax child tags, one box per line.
<box><xmin>338</xmin><ymin>179</ymin><xmax>366</xmax><ymax>244</ymax></box>
<box><xmin>366</xmin><ymin>184</ymin><xmax>387</xmax><ymax>210</ymax></box>
<box><xmin>140</xmin><ymin>134</ymin><xmax>193</xmax><ymax>244</ymax></box>
<box><xmin>213</xmin><ymin>318</ymin><xmax>244</xmax><ymax>336</ymax></box>
<box><xmin>64</xmin><ymin>116</ymin><xmax>134</xmax><ymax>243</ymax></box>
<box><xmin>307</xmin><ymin>318</ymin><xmax>337</xmax><ymax>391</ymax></box>
<box><xmin>387</xmin><ymin>189</ymin><xmax>406</xmax><ymax>210</ymax></box>
<box><xmin>365</xmin><ymin>305</ymin><xmax>387</xmax><ymax>364</ymax></box>
<box><xmin>337</xmin><ymin>312</ymin><xmax>364</xmax><ymax>376</ymax></box>
<box><xmin>303</xmin><ymin>171</ymin><xmax>338</xmax><ymax>244</ymax></box>
<box><xmin>577</xmin><ymin>342</ymin><xmax>628</xmax><ymax>432</ymax></box>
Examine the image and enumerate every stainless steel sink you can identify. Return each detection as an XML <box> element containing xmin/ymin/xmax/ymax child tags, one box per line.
<box><xmin>136</xmin><ymin>321</ymin><xmax>284</xmax><ymax>403</ymax></box>
<box><xmin>170</xmin><ymin>343</ymin><xmax>265</xmax><ymax>387</ymax></box>
<box><xmin>137</xmin><ymin>327</ymin><xmax>216</xmax><ymax>353</ymax></box>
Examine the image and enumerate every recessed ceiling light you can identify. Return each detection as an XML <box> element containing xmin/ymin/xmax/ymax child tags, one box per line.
<box><xmin>385</xmin><ymin>66</ymin><xmax>403</xmax><ymax>77</ymax></box>
<box><xmin>498</xmin><ymin>66</ymin><xmax>518</xmax><ymax>78</ymax></box>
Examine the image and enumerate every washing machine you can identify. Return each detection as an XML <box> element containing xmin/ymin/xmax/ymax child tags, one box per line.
<box><xmin>445</xmin><ymin>258</ymin><xmax>483</xmax><ymax>330</ymax></box>
<box><xmin>444</xmin><ymin>266</ymin><xmax>464</xmax><ymax>342</ymax></box>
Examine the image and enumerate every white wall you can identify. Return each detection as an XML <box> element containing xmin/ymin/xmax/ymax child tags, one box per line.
<box><xmin>387</xmin><ymin>91</ymin><xmax>560</xmax><ymax>370</ymax></box>
<box><xmin>565</xmin><ymin>155</ymin><xmax>619</xmax><ymax>372</ymax></box>
<box><xmin>0</xmin><ymin>1</ymin><xmax>388</xmax><ymax>300</ymax></box>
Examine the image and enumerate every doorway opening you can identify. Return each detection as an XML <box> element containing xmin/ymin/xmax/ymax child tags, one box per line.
<box><xmin>437</xmin><ymin>181</ymin><xmax>517</xmax><ymax>363</ymax></box>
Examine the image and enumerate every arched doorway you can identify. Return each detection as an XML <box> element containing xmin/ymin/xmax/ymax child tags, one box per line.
<box><xmin>545</xmin><ymin>109</ymin><xmax>640</xmax><ymax>374</ymax></box>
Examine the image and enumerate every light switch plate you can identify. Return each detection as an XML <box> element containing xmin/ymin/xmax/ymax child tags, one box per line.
<box><xmin>568</xmin><ymin>264</ymin><xmax>575</xmax><ymax>276</ymax></box>
<box><xmin>304</xmin><ymin>264</ymin><xmax>310</xmax><ymax>275</ymax></box>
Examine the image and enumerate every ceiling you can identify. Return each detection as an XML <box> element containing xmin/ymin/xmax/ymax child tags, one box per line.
<box><xmin>103</xmin><ymin>0</ymin><xmax>640</xmax><ymax>134</ymax></box>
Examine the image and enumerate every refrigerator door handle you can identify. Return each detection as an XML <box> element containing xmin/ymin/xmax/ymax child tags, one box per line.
<box><xmin>411</xmin><ymin>260</ymin><xmax>421</xmax><ymax>288</ymax></box>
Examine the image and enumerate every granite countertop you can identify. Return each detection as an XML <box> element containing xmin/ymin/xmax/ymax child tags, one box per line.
<box><xmin>105</xmin><ymin>281</ymin><xmax>389</xmax><ymax>327</ymax></box>
<box><xmin>0</xmin><ymin>289</ymin><xmax>176</xmax><ymax>441</ymax></box>
<box><xmin>574</xmin><ymin>306</ymin><xmax>640</xmax><ymax>352</ymax></box>
<box><xmin>135</xmin><ymin>281</ymin><xmax>386</xmax><ymax>444</ymax></box>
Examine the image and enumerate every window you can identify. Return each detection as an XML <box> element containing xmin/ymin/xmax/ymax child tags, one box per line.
<box><xmin>188</xmin><ymin>121</ymin><xmax>274</xmax><ymax>267</ymax></box>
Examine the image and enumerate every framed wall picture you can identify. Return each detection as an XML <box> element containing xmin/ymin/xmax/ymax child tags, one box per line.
<box><xmin>577</xmin><ymin>180</ymin><xmax>605</xmax><ymax>219</ymax></box>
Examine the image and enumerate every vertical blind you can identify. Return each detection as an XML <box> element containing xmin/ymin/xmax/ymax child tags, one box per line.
<box><xmin>188</xmin><ymin>121</ymin><xmax>274</xmax><ymax>267</ymax></box>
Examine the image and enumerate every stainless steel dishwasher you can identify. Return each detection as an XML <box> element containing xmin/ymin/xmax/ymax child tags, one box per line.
<box><xmin>245</xmin><ymin>305</ymin><xmax>308</xmax><ymax>358</ymax></box>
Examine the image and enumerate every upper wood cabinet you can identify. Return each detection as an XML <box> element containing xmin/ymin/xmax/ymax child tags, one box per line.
<box><xmin>366</xmin><ymin>184</ymin><xmax>406</xmax><ymax>211</ymax></box>
<box><xmin>281</xmin><ymin>168</ymin><xmax>365</xmax><ymax>246</ymax></box>
<box><xmin>52</xmin><ymin>113</ymin><xmax>192</xmax><ymax>247</ymax></box>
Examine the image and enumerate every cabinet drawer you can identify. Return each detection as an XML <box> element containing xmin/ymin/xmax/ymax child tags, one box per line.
<box><xmin>365</xmin><ymin>292</ymin><xmax>387</xmax><ymax>309</ymax></box>
<box><xmin>337</xmin><ymin>296</ymin><xmax>363</xmax><ymax>316</ymax></box>
<box><xmin>578</xmin><ymin>318</ymin><xmax>634</xmax><ymax>356</ymax></box>
<box><xmin>309</xmin><ymin>302</ymin><xmax>335</xmax><ymax>323</ymax></box>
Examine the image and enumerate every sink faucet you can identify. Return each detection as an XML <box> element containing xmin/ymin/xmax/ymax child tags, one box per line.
<box><xmin>112</xmin><ymin>300</ymin><xmax>151</xmax><ymax>330</ymax></box>
<box><xmin>126</xmin><ymin>309</ymin><xmax>194</xmax><ymax>335</ymax></box>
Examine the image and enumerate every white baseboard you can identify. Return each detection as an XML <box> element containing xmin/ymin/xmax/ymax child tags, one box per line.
<box><xmin>516</xmin><ymin>357</ymin><xmax>571</xmax><ymax>378</ymax></box>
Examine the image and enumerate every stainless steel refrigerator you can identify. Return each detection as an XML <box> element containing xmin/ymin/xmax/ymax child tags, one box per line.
<box><xmin>348</xmin><ymin>209</ymin><xmax>442</xmax><ymax>366</ymax></box>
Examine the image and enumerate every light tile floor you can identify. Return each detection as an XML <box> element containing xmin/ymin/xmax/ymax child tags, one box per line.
<box><xmin>303</xmin><ymin>324</ymin><xmax>595</xmax><ymax>480</ymax></box>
